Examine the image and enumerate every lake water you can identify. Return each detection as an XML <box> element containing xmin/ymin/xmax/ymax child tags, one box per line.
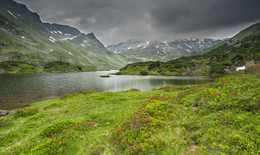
<box><xmin>0</xmin><ymin>71</ymin><xmax>214</xmax><ymax>110</ymax></box>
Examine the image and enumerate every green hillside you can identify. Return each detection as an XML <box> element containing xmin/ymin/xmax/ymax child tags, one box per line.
<box><xmin>118</xmin><ymin>22</ymin><xmax>260</xmax><ymax>76</ymax></box>
<box><xmin>0</xmin><ymin>0</ymin><xmax>127</xmax><ymax>73</ymax></box>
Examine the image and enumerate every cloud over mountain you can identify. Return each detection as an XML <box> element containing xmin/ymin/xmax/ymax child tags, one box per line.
<box><xmin>15</xmin><ymin>0</ymin><xmax>260</xmax><ymax>45</ymax></box>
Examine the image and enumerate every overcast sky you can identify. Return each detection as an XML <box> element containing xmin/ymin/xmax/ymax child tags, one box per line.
<box><xmin>14</xmin><ymin>0</ymin><xmax>260</xmax><ymax>45</ymax></box>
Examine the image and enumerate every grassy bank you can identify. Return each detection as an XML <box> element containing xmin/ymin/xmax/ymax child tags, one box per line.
<box><xmin>0</xmin><ymin>60</ymin><xmax>97</xmax><ymax>74</ymax></box>
<box><xmin>0</xmin><ymin>73</ymin><xmax>259</xmax><ymax>154</ymax></box>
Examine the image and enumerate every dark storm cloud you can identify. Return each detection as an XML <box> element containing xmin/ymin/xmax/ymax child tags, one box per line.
<box><xmin>14</xmin><ymin>0</ymin><xmax>260</xmax><ymax>45</ymax></box>
<box><xmin>150</xmin><ymin>0</ymin><xmax>260</xmax><ymax>33</ymax></box>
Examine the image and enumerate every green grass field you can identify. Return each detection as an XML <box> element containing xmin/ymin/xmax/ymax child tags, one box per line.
<box><xmin>0</xmin><ymin>72</ymin><xmax>259</xmax><ymax>154</ymax></box>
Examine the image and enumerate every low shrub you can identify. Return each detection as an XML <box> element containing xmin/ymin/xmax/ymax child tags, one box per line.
<box><xmin>140</xmin><ymin>71</ymin><xmax>149</xmax><ymax>76</ymax></box>
<box><xmin>100</xmin><ymin>75</ymin><xmax>110</xmax><ymax>78</ymax></box>
<box><xmin>14</xmin><ymin>108</ymin><xmax>38</xmax><ymax>118</ymax></box>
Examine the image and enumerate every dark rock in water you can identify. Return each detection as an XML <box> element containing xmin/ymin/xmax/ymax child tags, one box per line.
<box><xmin>0</xmin><ymin>68</ymin><xmax>5</xmax><ymax>73</ymax></box>
<box><xmin>0</xmin><ymin>110</ymin><xmax>9</xmax><ymax>116</ymax></box>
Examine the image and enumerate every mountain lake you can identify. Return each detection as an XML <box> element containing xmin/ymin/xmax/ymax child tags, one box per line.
<box><xmin>0</xmin><ymin>70</ymin><xmax>215</xmax><ymax>110</ymax></box>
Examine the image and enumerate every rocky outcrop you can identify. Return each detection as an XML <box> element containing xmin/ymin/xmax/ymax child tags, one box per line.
<box><xmin>0</xmin><ymin>110</ymin><xmax>9</xmax><ymax>116</ymax></box>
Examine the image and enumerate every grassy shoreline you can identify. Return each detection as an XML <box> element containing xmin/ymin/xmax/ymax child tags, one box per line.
<box><xmin>0</xmin><ymin>73</ymin><xmax>259</xmax><ymax>154</ymax></box>
<box><xmin>0</xmin><ymin>60</ymin><xmax>98</xmax><ymax>74</ymax></box>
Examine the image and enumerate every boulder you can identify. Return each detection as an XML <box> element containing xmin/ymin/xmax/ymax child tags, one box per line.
<box><xmin>0</xmin><ymin>110</ymin><xmax>9</xmax><ymax>116</ymax></box>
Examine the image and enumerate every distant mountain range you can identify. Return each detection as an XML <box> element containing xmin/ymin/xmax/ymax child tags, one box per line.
<box><xmin>2</xmin><ymin>0</ymin><xmax>255</xmax><ymax>75</ymax></box>
<box><xmin>107</xmin><ymin>38</ymin><xmax>223</xmax><ymax>62</ymax></box>
<box><xmin>118</xmin><ymin>22</ymin><xmax>260</xmax><ymax>76</ymax></box>
<box><xmin>0</xmin><ymin>0</ymin><xmax>127</xmax><ymax>73</ymax></box>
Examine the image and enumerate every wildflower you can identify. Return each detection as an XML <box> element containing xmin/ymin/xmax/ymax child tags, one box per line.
<box><xmin>178</xmin><ymin>107</ymin><xmax>180</xmax><ymax>109</ymax></box>
<box><xmin>115</xmin><ymin>146</ymin><xmax>117</xmax><ymax>148</ymax></box>
<box><xmin>170</xmin><ymin>104</ymin><xmax>173</xmax><ymax>106</ymax></box>
<box><xmin>118</xmin><ymin>139</ymin><xmax>121</xmax><ymax>141</ymax></box>
<box><xmin>148</xmin><ymin>122</ymin><xmax>151</xmax><ymax>125</ymax></box>
<box><xmin>8</xmin><ymin>133</ymin><xmax>10</xmax><ymax>135</ymax></box>
<box><xmin>149</xmin><ymin>133</ymin><xmax>152</xmax><ymax>135</ymax></box>
<box><xmin>141</xmin><ymin>145</ymin><xmax>143</xmax><ymax>148</ymax></box>
<box><xmin>57</xmin><ymin>141</ymin><xmax>59</xmax><ymax>143</ymax></box>
<box><xmin>61</xmin><ymin>142</ymin><xmax>63</xmax><ymax>144</ymax></box>
<box><xmin>129</xmin><ymin>146</ymin><xmax>132</xmax><ymax>149</ymax></box>
<box><xmin>125</xmin><ymin>140</ymin><xmax>127</xmax><ymax>143</ymax></box>
<box><xmin>131</xmin><ymin>151</ymin><xmax>133</xmax><ymax>153</ymax></box>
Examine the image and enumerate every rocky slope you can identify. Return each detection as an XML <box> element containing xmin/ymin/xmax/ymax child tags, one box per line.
<box><xmin>107</xmin><ymin>38</ymin><xmax>222</xmax><ymax>62</ymax></box>
<box><xmin>0</xmin><ymin>0</ymin><xmax>127</xmax><ymax>73</ymax></box>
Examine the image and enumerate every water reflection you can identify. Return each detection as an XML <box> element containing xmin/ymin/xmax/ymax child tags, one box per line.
<box><xmin>0</xmin><ymin>71</ymin><xmax>214</xmax><ymax>110</ymax></box>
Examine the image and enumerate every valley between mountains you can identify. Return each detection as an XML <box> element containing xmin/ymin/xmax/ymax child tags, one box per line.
<box><xmin>0</xmin><ymin>0</ymin><xmax>259</xmax><ymax>154</ymax></box>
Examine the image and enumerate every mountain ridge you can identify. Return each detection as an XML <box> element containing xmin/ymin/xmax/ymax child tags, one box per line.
<box><xmin>117</xmin><ymin>22</ymin><xmax>260</xmax><ymax>76</ymax></box>
<box><xmin>107</xmin><ymin>38</ymin><xmax>223</xmax><ymax>62</ymax></box>
<box><xmin>0</xmin><ymin>0</ymin><xmax>128</xmax><ymax>73</ymax></box>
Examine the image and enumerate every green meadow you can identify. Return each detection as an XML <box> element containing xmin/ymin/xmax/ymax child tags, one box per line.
<box><xmin>0</xmin><ymin>71</ymin><xmax>259</xmax><ymax>154</ymax></box>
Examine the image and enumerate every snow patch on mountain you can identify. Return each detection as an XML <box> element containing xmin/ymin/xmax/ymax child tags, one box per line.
<box><xmin>177</xmin><ymin>45</ymin><xmax>183</xmax><ymax>49</ymax></box>
<box><xmin>107</xmin><ymin>38</ymin><xmax>223</xmax><ymax>61</ymax></box>
<box><xmin>7</xmin><ymin>10</ymin><xmax>17</xmax><ymax>19</ymax></box>
<box><xmin>184</xmin><ymin>43</ymin><xmax>193</xmax><ymax>49</ymax></box>
<box><xmin>49</xmin><ymin>36</ymin><xmax>56</xmax><ymax>42</ymax></box>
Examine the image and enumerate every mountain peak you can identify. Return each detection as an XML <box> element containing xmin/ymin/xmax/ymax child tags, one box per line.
<box><xmin>87</xmin><ymin>33</ymin><xmax>95</xmax><ymax>38</ymax></box>
<box><xmin>87</xmin><ymin>33</ymin><xmax>101</xmax><ymax>42</ymax></box>
<box><xmin>107</xmin><ymin>38</ymin><xmax>223</xmax><ymax>61</ymax></box>
<box><xmin>0</xmin><ymin>0</ymin><xmax>42</xmax><ymax>23</ymax></box>
<box><xmin>44</xmin><ymin>23</ymin><xmax>81</xmax><ymax>36</ymax></box>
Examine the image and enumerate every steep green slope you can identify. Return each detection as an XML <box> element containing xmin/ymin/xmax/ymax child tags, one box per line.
<box><xmin>118</xmin><ymin>22</ymin><xmax>260</xmax><ymax>76</ymax></box>
<box><xmin>0</xmin><ymin>0</ymin><xmax>127</xmax><ymax>73</ymax></box>
<box><xmin>195</xmin><ymin>22</ymin><xmax>260</xmax><ymax>56</ymax></box>
<box><xmin>0</xmin><ymin>73</ymin><xmax>259</xmax><ymax>154</ymax></box>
